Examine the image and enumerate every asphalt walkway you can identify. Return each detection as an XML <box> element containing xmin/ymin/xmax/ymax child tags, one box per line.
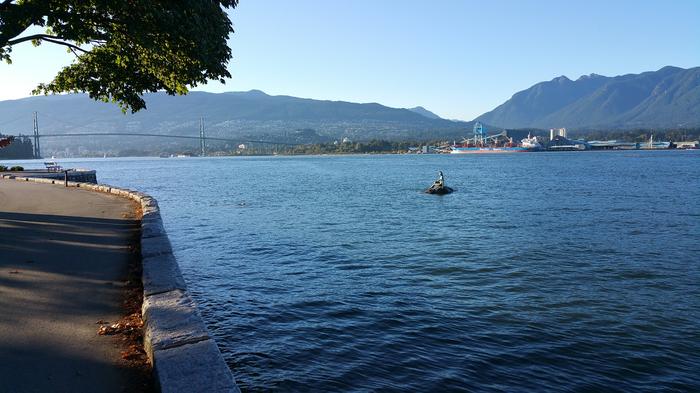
<box><xmin>0</xmin><ymin>180</ymin><xmax>144</xmax><ymax>393</ymax></box>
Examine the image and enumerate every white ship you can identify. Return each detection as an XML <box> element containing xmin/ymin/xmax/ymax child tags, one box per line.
<box><xmin>520</xmin><ymin>133</ymin><xmax>542</xmax><ymax>150</ymax></box>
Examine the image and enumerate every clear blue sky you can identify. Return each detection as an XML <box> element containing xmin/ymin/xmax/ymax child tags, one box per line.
<box><xmin>1</xmin><ymin>0</ymin><xmax>699</xmax><ymax>120</ymax></box>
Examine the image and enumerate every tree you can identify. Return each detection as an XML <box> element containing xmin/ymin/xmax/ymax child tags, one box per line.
<box><xmin>0</xmin><ymin>134</ymin><xmax>33</xmax><ymax>158</ymax></box>
<box><xmin>0</xmin><ymin>1</ymin><xmax>238</xmax><ymax>112</ymax></box>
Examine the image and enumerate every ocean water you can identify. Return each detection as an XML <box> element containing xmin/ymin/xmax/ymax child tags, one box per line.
<box><xmin>9</xmin><ymin>151</ymin><xmax>700</xmax><ymax>391</ymax></box>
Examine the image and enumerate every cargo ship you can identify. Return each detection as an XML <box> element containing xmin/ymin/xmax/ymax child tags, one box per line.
<box><xmin>450</xmin><ymin>123</ymin><xmax>541</xmax><ymax>154</ymax></box>
<box><xmin>450</xmin><ymin>145</ymin><xmax>529</xmax><ymax>154</ymax></box>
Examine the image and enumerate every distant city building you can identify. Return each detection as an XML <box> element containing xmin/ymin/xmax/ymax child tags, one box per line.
<box><xmin>546</xmin><ymin>135</ymin><xmax>589</xmax><ymax>150</ymax></box>
<box><xmin>238</xmin><ymin>144</ymin><xmax>246</xmax><ymax>150</ymax></box>
<box><xmin>549</xmin><ymin>128</ymin><xmax>567</xmax><ymax>140</ymax></box>
<box><xmin>342</xmin><ymin>137</ymin><xmax>352</xmax><ymax>143</ymax></box>
<box><xmin>676</xmin><ymin>141</ymin><xmax>699</xmax><ymax>149</ymax></box>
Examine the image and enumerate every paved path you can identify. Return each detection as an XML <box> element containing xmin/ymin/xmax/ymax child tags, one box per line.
<box><xmin>0</xmin><ymin>180</ymin><xmax>143</xmax><ymax>393</ymax></box>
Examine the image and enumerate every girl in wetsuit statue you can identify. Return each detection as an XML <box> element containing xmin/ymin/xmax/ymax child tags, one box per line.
<box><xmin>435</xmin><ymin>171</ymin><xmax>444</xmax><ymax>188</ymax></box>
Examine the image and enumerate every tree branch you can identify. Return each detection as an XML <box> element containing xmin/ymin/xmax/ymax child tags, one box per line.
<box><xmin>43</xmin><ymin>37</ymin><xmax>89</xmax><ymax>53</ymax></box>
<box><xmin>8</xmin><ymin>33</ymin><xmax>60</xmax><ymax>45</ymax></box>
<box><xmin>7</xmin><ymin>33</ymin><xmax>88</xmax><ymax>53</ymax></box>
<box><xmin>0</xmin><ymin>0</ymin><xmax>13</xmax><ymax>11</ymax></box>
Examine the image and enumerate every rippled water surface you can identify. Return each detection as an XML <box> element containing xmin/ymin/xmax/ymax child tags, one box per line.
<box><xmin>15</xmin><ymin>152</ymin><xmax>700</xmax><ymax>391</ymax></box>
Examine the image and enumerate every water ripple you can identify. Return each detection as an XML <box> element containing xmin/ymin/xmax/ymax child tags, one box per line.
<box><xmin>80</xmin><ymin>152</ymin><xmax>700</xmax><ymax>391</ymax></box>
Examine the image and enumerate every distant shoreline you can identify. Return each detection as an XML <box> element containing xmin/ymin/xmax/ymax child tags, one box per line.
<box><xmin>3</xmin><ymin>147</ymin><xmax>699</xmax><ymax>162</ymax></box>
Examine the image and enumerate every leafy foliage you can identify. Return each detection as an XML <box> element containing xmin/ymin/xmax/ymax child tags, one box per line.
<box><xmin>0</xmin><ymin>134</ymin><xmax>32</xmax><ymax>158</ymax></box>
<box><xmin>0</xmin><ymin>135</ymin><xmax>13</xmax><ymax>147</ymax></box>
<box><xmin>0</xmin><ymin>164</ymin><xmax>25</xmax><ymax>171</ymax></box>
<box><xmin>0</xmin><ymin>0</ymin><xmax>238</xmax><ymax>112</ymax></box>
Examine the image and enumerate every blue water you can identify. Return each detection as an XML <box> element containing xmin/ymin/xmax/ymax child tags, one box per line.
<box><xmin>9</xmin><ymin>151</ymin><xmax>700</xmax><ymax>391</ymax></box>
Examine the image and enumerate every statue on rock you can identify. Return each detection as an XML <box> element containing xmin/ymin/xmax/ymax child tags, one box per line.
<box><xmin>425</xmin><ymin>171</ymin><xmax>453</xmax><ymax>195</ymax></box>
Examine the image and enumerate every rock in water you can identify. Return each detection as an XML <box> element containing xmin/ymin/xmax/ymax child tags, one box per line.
<box><xmin>425</xmin><ymin>184</ymin><xmax>454</xmax><ymax>195</ymax></box>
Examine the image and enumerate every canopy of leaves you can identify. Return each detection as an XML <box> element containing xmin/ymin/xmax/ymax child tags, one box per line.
<box><xmin>0</xmin><ymin>0</ymin><xmax>238</xmax><ymax>112</ymax></box>
<box><xmin>0</xmin><ymin>135</ymin><xmax>15</xmax><ymax>148</ymax></box>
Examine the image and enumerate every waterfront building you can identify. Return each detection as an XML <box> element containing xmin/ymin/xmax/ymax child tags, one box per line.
<box><xmin>546</xmin><ymin>135</ymin><xmax>589</xmax><ymax>150</ymax></box>
<box><xmin>675</xmin><ymin>141</ymin><xmax>699</xmax><ymax>149</ymax></box>
<box><xmin>549</xmin><ymin>128</ymin><xmax>567</xmax><ymax>140</ymax></box>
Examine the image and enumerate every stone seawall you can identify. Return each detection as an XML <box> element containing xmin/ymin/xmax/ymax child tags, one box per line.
<box><xmin>1</xmin><ymin>174</ymin><xmax>240</xmax><ymax>393</ymax></box>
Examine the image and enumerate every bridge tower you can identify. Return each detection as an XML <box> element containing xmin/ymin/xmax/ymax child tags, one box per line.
<box><xmin>32</xmin><ymin>112</ymin><xmax>41</xmax><ymax>159</ymax></box>
<box><xmin>199</xmin><ymin>117</ymin><xmax>206</xmax><ymax>156</ymax></box>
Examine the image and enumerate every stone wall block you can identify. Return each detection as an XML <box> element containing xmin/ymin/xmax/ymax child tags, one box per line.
<box><xmin>153</xmin><ymin>339</ymin><xmax>240</xmax><ymax>393</ymax></box>
<box><xmin>141</xmin><ymin>235</ymin><xmax>173</xmax><ymax>258</ymax></box>
<box><xmin>142</xmin><ymin>290</ymin><xmax>210</xmax><ymax>358</ymax></box>
<box><xmin>142</xmin><ymin>252</ymin><xmax>187</xmax><ymax>296</ymax></box>
<box><xmin>142</xmin><ymin>217</ymin><xmax>166</xmax><ymax>239</ymax></box>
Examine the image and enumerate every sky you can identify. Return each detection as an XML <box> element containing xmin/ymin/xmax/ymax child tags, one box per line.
<box><xmin>1</xmin><ymin>0</ymin><xmax>699</xmax><ymax>120</ymax></box>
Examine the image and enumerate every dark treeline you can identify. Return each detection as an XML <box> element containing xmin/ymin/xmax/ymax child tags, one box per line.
<box><xmin>0</xmin><ymin>135</ymin><xmax>33</xmax><ymax>159</ymax></box>
<box><xmin>281</xmin><ymin>139</ymin><xmax>425</xmax><ymax>155</ymax></box>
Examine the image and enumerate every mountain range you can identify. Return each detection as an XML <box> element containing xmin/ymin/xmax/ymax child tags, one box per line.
<box><xmin>0</xmin><ymin>65</ymin><xmax>698</xmax><ymax>154</ymax></box>
<box><xmin>408</xmin><ymin>106</ymin><xmax>441</xmax><ymax>119</ymax></box>
<box><xmin>477</xmin><ymin>66</ymin><xmax>700</xmax><ymax>129</ymax></box>
<box><xmin>0</xmin><ymin>91</ymin><xmax>467</xmax><ymax>153</ymax></box>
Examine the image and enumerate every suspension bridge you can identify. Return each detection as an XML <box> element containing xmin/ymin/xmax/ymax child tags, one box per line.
<box><xmin>9</xmin><ymin>113</ymin><xmax>300</xmax><ymax>159</ymax></box>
